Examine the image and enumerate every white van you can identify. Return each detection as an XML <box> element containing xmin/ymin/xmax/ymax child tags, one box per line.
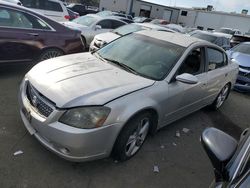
<box><xmin>21</xmin><ymin>0</ymin><xmax>69</xmax><ymax>22</ymax></box>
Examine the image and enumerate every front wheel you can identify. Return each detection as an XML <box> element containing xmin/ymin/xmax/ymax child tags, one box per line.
<box><xmin>38</xmin><ymin>48</ymin><xmax>64</xmax><ymax>62</ymax></box>
<box><xmin>112</xmin><ymin>112</ymin><xmax>152</xmax><ymax>161</ymax></box>
<box><xmin>211</xmin><ymin>84</ymin><xmax>230</xmax><ymax>110</ymax></box>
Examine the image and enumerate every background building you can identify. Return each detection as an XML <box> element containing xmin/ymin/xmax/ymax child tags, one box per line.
<box><xmin>99</xmin><ymin>0</ymin><xmax>250</xmax><ymax>33</ymax></box>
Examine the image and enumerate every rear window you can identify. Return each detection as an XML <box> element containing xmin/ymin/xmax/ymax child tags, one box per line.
<box><xmin>72</xmin><ymin>15</ymin><xmax>97</xmax><ymax>27</ymax></box>
<box><xmin>21</xmin><ymin>0</ymin><xmax>63</xmax><ymax>12</ymax></box>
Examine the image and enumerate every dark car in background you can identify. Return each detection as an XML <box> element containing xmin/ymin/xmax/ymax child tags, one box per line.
<box><xmin>67</xmin><ymin>3</ymin><xmax>98</xmax><ymax>16</ymax></box>
<box><xmin>0</xmin><ymin>2</ymin><xmax>84</xmax><ymax>64</ymax></box>
<box><xmin>230</xmin><ymin>34</ymin><xmax>250</xmax><ymax>48</ymax></box>
<box><xmin>201</xmin><ymin>128</ymin><xmax>249</xmax><ymax>188</ymax></box>
<box><xmin>67</xmin><ymin>8</ymin><xmax>79</xmax><ymax>21</ymax></box>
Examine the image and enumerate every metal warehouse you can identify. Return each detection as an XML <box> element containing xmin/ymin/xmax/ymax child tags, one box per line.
<box><xmin>99</xmin><ymin>0</ymin><xmax>250</xmax><ymax>33</ymax></box>
<box><xmin>99</xmin><ymin>0</ymin><xmax>180</xmax><ymax>23</ymax></box>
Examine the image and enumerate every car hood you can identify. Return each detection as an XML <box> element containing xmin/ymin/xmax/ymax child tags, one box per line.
<box><xmin>27</xmin><ymin>53</ymin><xmax>155</xmax><ymax>108</ymax></box>
<box><xmin>95</xmin><ymin>32</ymin><xmax>120</xmax><ymax>43</ymax></box>
<box><xmin>229</xmin><ymin>51</ymin><xmax>250</xmax><ymax>67</ymax></box>
<box><xmin>61</xmin><ymin>21</ymin><xmax>89</xmax><ymax>31</ymax></box>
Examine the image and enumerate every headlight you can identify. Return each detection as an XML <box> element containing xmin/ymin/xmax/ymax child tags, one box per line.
<box><xmin>95</xmin><ymin>40</ymin><xmax>107</xmax><ymax>48</ymax></box>
<box><xmin>59</xmin><ymin>106</ymin><xmax>111</xmax><ymax>129</ymax></box>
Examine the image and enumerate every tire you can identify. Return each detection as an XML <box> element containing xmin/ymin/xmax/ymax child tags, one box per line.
<box><xmin>210</xmin><ymin>83</ymin><xmax>230</xmax><ymax>110</ymax></box>
<box><xmin>81</xmin><ymin>36</ymin><xmax>87</xmax><ymax>52</ymax></box>
<box><xmin>38</xmin><ymin>48</ymin><xmax>64</xmax><ymax>62</ymax></box>
<box><xmin>112</xmin><ymin>112</ymin><xmax>152</xmax><ymax>161</ymax></box>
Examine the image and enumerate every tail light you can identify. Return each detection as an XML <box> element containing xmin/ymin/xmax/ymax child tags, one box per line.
<box><xmin>64</xmin><ymin>15</ymin><xmax>70</xmax><ymax>20</ymax></box>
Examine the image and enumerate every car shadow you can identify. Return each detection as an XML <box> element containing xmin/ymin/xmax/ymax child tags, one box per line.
<box><xmin>0</xmin><ymin>62</ymin><xmax>35</xmax><ymax>78</ymax></box>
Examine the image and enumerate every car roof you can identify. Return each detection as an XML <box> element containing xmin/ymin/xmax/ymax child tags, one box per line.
<box><xmin>135</xmin><ymin>30</ymin><xmax>203</xmax><ymax>47</ymax></box>
<box><xmin>134</xmin><ymin>23</ymin><xmax>176</xmax><ymax>32</ymax></box>
<box><xmin>194</xmin><ymin>30</ymin><xmax>228</xmax><ymax>38</ymax></box>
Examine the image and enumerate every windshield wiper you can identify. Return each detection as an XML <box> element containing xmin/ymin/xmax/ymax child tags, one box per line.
<box><xmin>103</xmin><ymin>58</ymin><xmax>139</xmax><ymax>75</ymax></box>
<box><xmin>112</xmin><ymin>31</ymin><xmax>122</xmax><ymax>36</ymax></box>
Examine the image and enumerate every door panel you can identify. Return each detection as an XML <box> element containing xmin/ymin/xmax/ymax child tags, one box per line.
<box><xmin>162</xmin><ymin>47</ymin><xmax>208</xmax><ymax>125</ymax></box>
<box><xmin>164</xmin><ymin>73</ymin><xmax>207</xmax><ymax>124</ymax></box>
<box><xmin>0</xmin><ymin>6</ymin><xmax>48</xmax><ymax>63</ymax></box>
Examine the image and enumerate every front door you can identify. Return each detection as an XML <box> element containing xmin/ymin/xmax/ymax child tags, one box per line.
<box><xmin>163</xmin><ymin>47</ymin><xmax>208</xmax><ymax>125</ymax></box>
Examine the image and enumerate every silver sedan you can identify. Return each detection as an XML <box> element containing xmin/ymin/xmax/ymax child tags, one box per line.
<box><xmin>18</xmin><ymin>31</ymin><xmax>238</xmax><ymax>162</ymax></box>
<box><xmin>62</xmin><ymin>14</ymin><xmax>127</xmax><ymax>50</ymax></box>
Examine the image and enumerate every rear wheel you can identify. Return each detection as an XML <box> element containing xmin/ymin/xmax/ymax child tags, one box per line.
<box><xmin>81</xmin><ymin>36</ymin><xmax>87</xmax><ymax>52</ymax></box>
<box><xmin>38</xmin><ymin>48</ymin><xmax>64</xmax><ymax>62</ymax></box>
<box><xmin>112</xmin><ymin>112</ymin><xmax>152</xmax><ymax>161</ymax></box>
<box><xmin>211</xmin><ymin>83</ymin><xmax>230</xmax><ymax>110</ymax></box>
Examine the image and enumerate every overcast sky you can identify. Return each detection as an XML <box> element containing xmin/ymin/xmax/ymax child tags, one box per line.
<box><xmin>142</xmin><ymin>0</ymin><xmax>250</xmax><ymax>13</ymax></box>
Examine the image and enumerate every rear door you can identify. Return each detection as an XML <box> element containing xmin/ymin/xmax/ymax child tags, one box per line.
<box><xmin>0</xmin><ymin>6</ymin><xmax>51</xmax><ymax>63</ymax></box>
<box><xmin>205</xmin><ymin>47</ymin><xmax>229</xmax><ymax>103</ymax></box>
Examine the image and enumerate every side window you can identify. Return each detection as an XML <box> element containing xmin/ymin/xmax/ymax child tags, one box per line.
<box><xmin>21</xmin><ymin>0</ymin><xmax>40</xmax><ymax>9</ymax></box>
<box><xmin>0</xmin><ymin>7</ymin><xmax>51</xmax><ymax>30</ymax></box>
<box><xmin>44</xmin><ymin>1</ymin><xmax>63</xmax><ymax>12</ymax></box>
<box><xmin>97</xmin><ymin>20</ymin><xmax>112</xmax><ymax>29</ymax></box>
<box><xmin>111</xmin><ymin>20</ymin><xmax>125</xmax><ymax>29</ymax></box>
<box><xmin>207</xmin><ymin>48</ymin><xmax>226</xmax><ymax>71</ymax></box>
<box><xmin>178</xmin><ymin>48</ymin><xmax>203</xmax><ymax>76</ymax></box>
<box><xmin>215</xmin><ymin>37</ymin><xmax>223</xmax><ymax>46</ymax></box>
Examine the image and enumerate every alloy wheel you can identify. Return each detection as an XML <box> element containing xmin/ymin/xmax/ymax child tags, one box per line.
<box><xmin>216</xmin><ymin>84</ymin><xmax>230</xmax><ymax>109</ymax></box>
<box><xmin>125</xmin><ymin>118</ymin><xmax>150</xmax><ymax>157</ymax></box>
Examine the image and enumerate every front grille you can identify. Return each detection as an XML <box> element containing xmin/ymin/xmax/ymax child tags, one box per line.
<box><xmin>239</xmin><ymin>71</ymin><xmax>250</xmax><ymax>79</ymax></box>
<box><xmin>26</xmin><ymin>83</ymin><xmax>54</xmax><ymax>117</ymax></box>
<box><xmin>239</xmin><ymin>65</ymin><xmax>250</xmax><ymax>71</ymax></box>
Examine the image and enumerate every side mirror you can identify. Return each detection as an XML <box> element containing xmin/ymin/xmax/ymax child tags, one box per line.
<box><xmin>95</xmin><ymin>25</ymin><xmax>102</xmax><ymax>30</ymax></box>
<box><xmin>201</xmin><ymin>128</ymin><xmax>237</xmax><ymax>180</ymax></box>
<box><xmin>176</xmin><ymin>73</ymin><xmax>198</xmax><ymax>84</ymax></box>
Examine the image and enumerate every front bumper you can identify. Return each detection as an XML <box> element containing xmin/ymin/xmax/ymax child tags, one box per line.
<box><xmin>234</xmin><ymin>72</ymin><xmax>250</xmax><ymax>92</ymax></box>
<box><xmin>18</xmin><ymin>80</ymin><xmax>123</xmax><ymax>162</ymax></box>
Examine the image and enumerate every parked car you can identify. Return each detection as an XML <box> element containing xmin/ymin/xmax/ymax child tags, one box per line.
<box><xmin>150</xmin><ymin>19</ymin><xmax>169</xmax><ymax>25</ymax></box>
<box><xmin>218</xmin><ymin>27</ymin><xmax>242</xmax><ymax>35</ymax></box>
<box><xmin>90</xmin><ymin>23</ymin><xmax>176</xmax><ymax>52</ymax></box>
<box><xmin>66</xmin><ymin>3</ymin><xmax>98</xmax><ymax>16</ymax></box>
<box><xmin>62</xmin><ymin>14</ymin><xmax>127</xmax><ymax>50</ymax></box>
<box><xmin>201</xmin><ymin>127</ymin><xmax>250</xmax><ymax>188</ymax></box>
<box><xmin>20</xmin><ymin>0</ymin><xmax>69</xmax><ymax>22</ymax></box>
<box><xmin>97</xmin><ymin>11</ymin><xmax>132</xmax><ymax>20</ymax></box>
<box><xmin>19</xmin><ymin>30</ymin><xmax>238</xmax><ymax>162</ymax></box>
<box><xmin>0</xmin><ymin>2</ymin><xmax>84</xmax><ymax>63</ymax></box>
<box><xmin>133</xmin><ymin>16</ymin><xmax>152</xmax><ymax>23</ymax></box>
<box><xmin>230</xmin><ymin>34</ymin><xmax>250</xmax><ymax>48</ymax></box>
<box><xmin>191</xmin><ymin>30</ymin><xmax>231</xmax><ymax>50</ymax></box>
<box><xmin>227</xmin><ymin>42</ymin><xmax>250</xmax><ymax>92</ymax></box>
<box><xmin>2</xmin><ymin>0</ymin><xmax>22</xmax><ymax>5</ymax></box>
<box><xmin>164</xmin><ymin>24</ymin><xmax>185</xmax><ymax>33</ymax></box>
<box><xmin>67</xmin><ymin>8</ymin><xmax>79</xmax><ymax>21</ymax></box>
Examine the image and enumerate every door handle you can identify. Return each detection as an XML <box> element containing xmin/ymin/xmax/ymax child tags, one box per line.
<box><xmin>225</xmin><ymin>73</ymin><xmax>228</xmax><ymax>77</ymax></box>
<box><xmin>27</xmin><ymin>33</ymin><xmax>39</xmax><ymax>37</ymax></box>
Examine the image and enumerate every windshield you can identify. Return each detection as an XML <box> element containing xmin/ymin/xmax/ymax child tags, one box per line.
<box><xmin>233</xmin><ymin>43</ymin><xmax>250</xmax><ymax>55</ymax></box>
<box><xmin>96</xmin><ymin>34</ymin><xmax>185</xmax><ymax>80</ymax></box>
<box><xmin>112</xmin><ymin>24</ymin><xmax>145</xmax><ymax>36</ymax></box>
<box><xmin>72</xmin><ymin>15</ymin><xmax>97</xmax><ymax>27</ymax></box>
<box><xmin>191</xmin><ymin>33</ymin><xmax>217</xmax><ymax>43</ymax></box>
<box><xmin>219</xmin><ymin>28</ymin><xmax>234</xmax><ymax>35</ymax></box>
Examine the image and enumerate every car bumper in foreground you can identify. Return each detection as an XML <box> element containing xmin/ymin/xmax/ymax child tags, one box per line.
<box><xmin>18</xmin><ymin>80</ymin><xmax>122</xmax><ymax>162</ymax></box>
<box><xmin>234</xmin><ymin>73</ymin><xmax>250</xmax><ymax>92</ymax></box>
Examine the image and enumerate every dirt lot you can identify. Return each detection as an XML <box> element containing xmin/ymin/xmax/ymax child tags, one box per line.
<box><xmin>0</xmin><ymin>63</ymin><xmax>249</xmax><ymax>188</ymax></box>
